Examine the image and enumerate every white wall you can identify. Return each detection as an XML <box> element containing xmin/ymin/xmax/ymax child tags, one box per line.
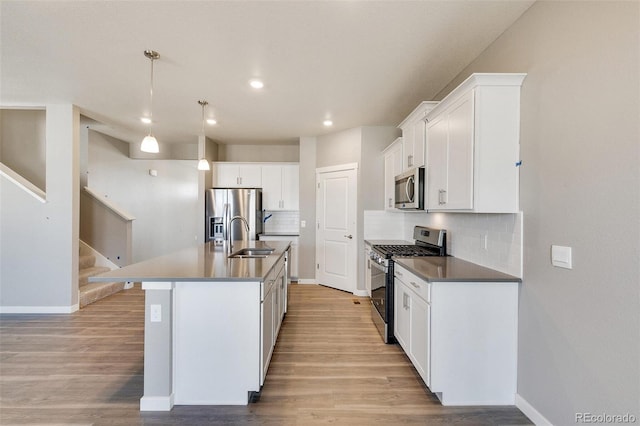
<box><xmin>218</xmin><ymin>144</ymin><xmax>299</xmax><ymax>162</ymax></box>
<box><xmin>297</xmin><ymin>136</ymin><xmax>317</xmax><ymax>282</ymax></box>
<box><xmin>0</xmin><ymin>109</ymin><xmax>47</xmax><ymax>191</ymax></box>
<box><xmin>435</xmin><ymin>2</ymin><xmax>638</xmax><ymax>424</ymax></box>
<box><xmin>303</xmin><ymin>126</ymin><xmax>398</xmax><ymax>290</ymax></box>
<box><xmin>88</xmin><ymin>131</ymin><xmax>200</xmax><ymax>262</ymax></box>
<box><xmin>0</xmin><ymin>105</ymin><xmax>79</xmax><ymax>312</ymax></box>
<box><xmin>364</xmin><ymin>211</ymin><xmax>522</xmax><ymax>278</ymax></box>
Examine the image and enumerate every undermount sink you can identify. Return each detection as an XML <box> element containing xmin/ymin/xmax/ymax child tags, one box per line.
<box><xmin>228</xmin><ymin>247</ymin><xmax>275</xmax><ymax>258</ymax></box>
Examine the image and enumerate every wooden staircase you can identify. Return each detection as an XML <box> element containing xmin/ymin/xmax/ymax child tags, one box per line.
<box><xmin>79</xmin><ymin>244</ymin><xmax>125</xmax><ymax>308</ymax></box>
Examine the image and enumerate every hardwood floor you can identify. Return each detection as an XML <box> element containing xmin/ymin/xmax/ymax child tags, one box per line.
<box><xmin>0</xmin><ymin>284</ymin><xmax>532</xmax><ymax>425</ymax></box>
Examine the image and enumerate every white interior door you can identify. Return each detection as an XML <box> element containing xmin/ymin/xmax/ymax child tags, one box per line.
<box><xmin>316</xmin><ymin>165</ymin><xmax>357</xmax><ymax>293</ymax></box>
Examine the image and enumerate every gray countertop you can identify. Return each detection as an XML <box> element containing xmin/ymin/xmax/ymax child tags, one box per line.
<box><xmin>90</xmin><ymin>241</ymin><xmax>290</xmax><ymax>283</ymax></box>
<box><xmin>259</xmin><ymin>232</ymin><xmax>300</xmax><ymax>237</ymax></box>
<box><xmin>394</xmin><ymin>256</ymin><xmax>521</xmax><ymax>283</ymax></box>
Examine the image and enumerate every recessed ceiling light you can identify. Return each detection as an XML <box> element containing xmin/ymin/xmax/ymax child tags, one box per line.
<box><xmin>140</xmin><ymin>117</ymin><xmax>152</xmax><ymax>124</ymax></box>
<box><xmin>207</xmin><ymin>118</ymin><xmax>217</xmax><ymax>125</ymax></box>
<box><xmin>249</xmin><ymin>79</ymin><xmax>264</xmax><ymax>89</ymax></box>
<box><xmin>323</xmin><ymin>120</ymin><xmax>333</xmax><ymax>127</ymax></box>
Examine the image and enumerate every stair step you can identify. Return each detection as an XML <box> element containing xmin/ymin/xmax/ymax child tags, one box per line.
<box><xmin>79</xmin><ymin>266</ymin><xmax>111</xmax><ymax>287</ymax></box>
<box><xmin>79</xmin><ymin>254</ymin><xmax>96</xmax><ymax>270</ymax></box>
<box><xmin>79</xmin><ymin>282</ymin><xmax>126</xmax><ymax>308</ymax></box>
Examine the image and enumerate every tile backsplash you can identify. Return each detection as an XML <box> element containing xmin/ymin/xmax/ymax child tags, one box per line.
<box><xmin>263</xmin><ymin>210</ymin><xmax>300</xmax><ymax>234</ymax></box>
<box><xmin>364</xmin><ymin>210</ymin><xmax>522</xmax><ymax>277</ymax></box>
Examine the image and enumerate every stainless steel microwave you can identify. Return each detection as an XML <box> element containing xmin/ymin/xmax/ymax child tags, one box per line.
<box><xmin>395</xmin><ymin>167</ymin><xmax>425</xmax><ymax>209</ymax></box>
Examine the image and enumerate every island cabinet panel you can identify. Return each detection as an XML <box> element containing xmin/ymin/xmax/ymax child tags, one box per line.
<box><xmin>173</xmin><ymin>281</ymin><xmax>261</xmax><ymax>405</ymax></box>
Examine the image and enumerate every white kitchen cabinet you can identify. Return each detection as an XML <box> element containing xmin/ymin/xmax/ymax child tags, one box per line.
<box><xmin>261</xmin><ymin>164</ymin><xmax>299</xmax><ymax>210</ymax></box>
<box><xmin>259</xmin><ymin>235</ymin><xmax>299</xmax><ymax>280</ymax></box>
<box><xmin>394</xmin><ymin>262</ymin><xmax>519</xmax><ymax>405</ymax></box>
<box><xmin>274</xmin><ymin>257</ymin><xmax>286</xmax><ymax>336</ymax></box>
<box><xmin>382</xmin><ymin>138</ymin><xmax>403</xmax><ymax>210</ymax></box>
<box><xmin>213</xmin><ymin>163</ymin><xmax>262</xmax><ymax>188</ymax></box>
<box><xmin>398</xmin><ymin>102</ymin><xmax>438</xmax><ymax>172</ymax></box>
<box><xmin>394</xmin><ymin>265</ymin><xmax>431</xmax><ymax>386</ymax></box>
<box><xmin>425</xmin><ymin>73</ymin><xmax>526</xmax><ymax>213</ymax></box>
<box><xmin>260</xmin><ymin>254</ymin><xmax>286</xmax><ymax>385</ymax></box>
<box><xmin>260</xmin><ymin>279</ymin><xmax>275</xmax><ymax>385</ymax></box>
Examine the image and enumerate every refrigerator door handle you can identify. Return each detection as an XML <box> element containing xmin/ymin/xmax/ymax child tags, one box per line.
<box><xmin>223</xmin><ymin>203</ymin><xmax>230</xmax><ymax>241</ymax></box>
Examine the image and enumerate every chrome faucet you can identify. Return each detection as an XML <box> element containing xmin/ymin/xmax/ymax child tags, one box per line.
<box><xmin>227</xmin><ymin>215</ymin><xmax>250</xmax><ymax>254</ymax></box>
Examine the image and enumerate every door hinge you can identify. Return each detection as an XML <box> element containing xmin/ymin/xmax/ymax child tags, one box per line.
<box><xmin>317</xmin><ymin>263</ymin><xmax>319</xmax><ymax>270</ymax></box>
<box><xmin>317</xmin><ymin>183</ymin><xmax>320</xmax><ymax>189</ymax></box>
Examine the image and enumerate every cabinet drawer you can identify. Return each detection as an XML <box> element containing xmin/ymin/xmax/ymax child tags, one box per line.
<box><xmin>262</xmin><ymin>256</ymin><xmax>285</xmax><ymax>300</ymax></box>
<box><xmin>394</xmin><ymin>264</ymin><xmax>430</xmax><ymax>302</ymax></box>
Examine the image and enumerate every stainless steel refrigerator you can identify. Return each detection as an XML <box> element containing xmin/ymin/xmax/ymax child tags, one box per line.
<box><xmin>205</xmin><ymin>188</ymin><xmax>263</xmax><ymax>243</ymax></box>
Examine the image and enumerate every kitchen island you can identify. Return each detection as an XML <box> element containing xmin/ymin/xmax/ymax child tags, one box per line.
<box><xmin>91</xmin><ymin>240</ymin><xmax>291</xmax><ymax>411</ymax></box>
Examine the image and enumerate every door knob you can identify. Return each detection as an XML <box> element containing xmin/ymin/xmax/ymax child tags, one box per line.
<box><xmin>344</xmin><ymin>234</ymin><xmax>353</xmax><ymax>239</ymax></box>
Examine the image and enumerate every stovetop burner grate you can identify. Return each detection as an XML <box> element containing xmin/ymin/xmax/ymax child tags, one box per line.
<box><xmin>373</xmin><ymin>244</ymin><xmax>442</xmax><ymax>257</ymax></box>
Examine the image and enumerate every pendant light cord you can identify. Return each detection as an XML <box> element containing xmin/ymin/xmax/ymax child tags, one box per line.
<box><xmin>149</xmin><ymin>57</ymin><xmax>154</xmax><ymax>135</ymax></box>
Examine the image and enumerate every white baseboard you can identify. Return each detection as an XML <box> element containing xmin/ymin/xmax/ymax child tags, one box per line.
<box><xmin>515</xmin><ymin>393</ymin><xmax>552</xmax><ymax>425</ymax></box>
<box><xmin>140</xmin><ymin>394</ymin><xmax>174</xmax><ymax>411</ymax></box>
<box><xmin>353</xmin><ymin>289</ymin><xmax>370</xmax><ymax>297</ymax></box>
<box><xmin>296</xmin><ymin>279</ymin><xmax>317</xmax><ymax>284</ymax></box>
<box><xmin>0</xmin><ymin>304</ymin><xmax>79</xmax><ymax>314</ymax></box>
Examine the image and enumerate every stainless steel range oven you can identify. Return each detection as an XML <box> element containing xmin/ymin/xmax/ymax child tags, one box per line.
<box><xmin>370</xmin><ymin>226</ymin><xmax>446</xmax><ymax>343</ymax></box>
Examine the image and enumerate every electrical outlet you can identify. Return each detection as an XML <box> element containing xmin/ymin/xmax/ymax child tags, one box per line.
<box><xmin>300</xmin><ymin>220</ymin><xmax>306</xmax><ymax>228</ymax></box>
<box><xmin>150</xmin><ymin>304</ymin><xmax>162</xmax><ymax>322</ymax></box>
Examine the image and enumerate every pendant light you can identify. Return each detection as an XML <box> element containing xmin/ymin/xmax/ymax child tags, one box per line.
<box><xmin>197</xmin><ymin>100</ymin><xmax>210</xmax><ymax>171</ymax></box>
<box><xmin>140</xmin><ymin>50</ymin><xmax>160</xmax><ymax>153</ymax></box>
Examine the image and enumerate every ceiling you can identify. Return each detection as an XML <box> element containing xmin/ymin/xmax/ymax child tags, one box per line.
<box><xmin>0</xmin><ymin>1</ymin><xmax>535</xmax><ymax>146</ymax></box>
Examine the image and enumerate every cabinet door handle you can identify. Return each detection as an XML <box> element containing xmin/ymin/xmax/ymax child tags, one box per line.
<box><xmin>396</xmin><ymin>271</ymin><xmax>403</xmax><ymax>277</ymax></box>
<box><xmin>410</xmin><ymin>281</ymin><xmax>420</xmax><ymax>289</ymax></box>
<box><xmin>344</xmin><ymin>234</ymin><xmax>353</xmax><ymax>239</ymax></box>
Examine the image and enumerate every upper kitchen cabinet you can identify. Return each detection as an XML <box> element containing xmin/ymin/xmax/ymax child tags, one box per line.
<box><xmin>213</xmin><ymin>163</ymin><xmax>262</xmax><ymax>188</ymax></box>
<box><xmin>261</xmin><ymin>164</ymin><xmax>299</xmax><ymax>211</ymax></box>
<box><xmin>383</xmin><ymin>138</ymin><xmax>403</xmax><ymax>210</ymax></box>
<box><xmin>398</xmin><ymin>101</ymin><xmax>438</xmax><ymax>172</ymax></box>
<box><xmin>425</xmin><ymin>73</ymin><xmax>526</xmax><ymax>213</ymax></box>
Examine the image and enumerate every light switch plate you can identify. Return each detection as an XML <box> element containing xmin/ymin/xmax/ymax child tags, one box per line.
<box><xmin>551</xmin><ymin>245</ymin><xmax>572</xmax><ymax>269</ymax></box>
<box><xmin>300</xmin><ymin>220</ymin><xmax>306</xmax><ymax>228</ymax></box>
<box><xmin>150</xmin><ymin>304</ymin><xmax>162</xmax><ymax>322</ymax></box>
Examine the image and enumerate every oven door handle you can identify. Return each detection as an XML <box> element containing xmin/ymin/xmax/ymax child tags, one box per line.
<box><xmin>370</xmin><ymin>259</ymin><xmax>387</xmax><ymax>273</ymax></box>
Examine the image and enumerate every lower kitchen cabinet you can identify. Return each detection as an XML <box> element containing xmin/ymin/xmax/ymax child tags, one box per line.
<box><xmin>259</xmin><ymin>235</ymin><xmax>299</xmax><ymax>280</ymax></box>
<box><xmin>260</xmin><ymin>253</ymin><xmax>287</xmax><ymax>385</ymax></box>
<box><xmin>394</xmin><ymin>265</ymin><xmax>431</xmax><ymax>386</ymax></box>
<box><xmin>394</xmin><ymin>262</ymin><xmax>518</xmax><ymax>405</ymax></box>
